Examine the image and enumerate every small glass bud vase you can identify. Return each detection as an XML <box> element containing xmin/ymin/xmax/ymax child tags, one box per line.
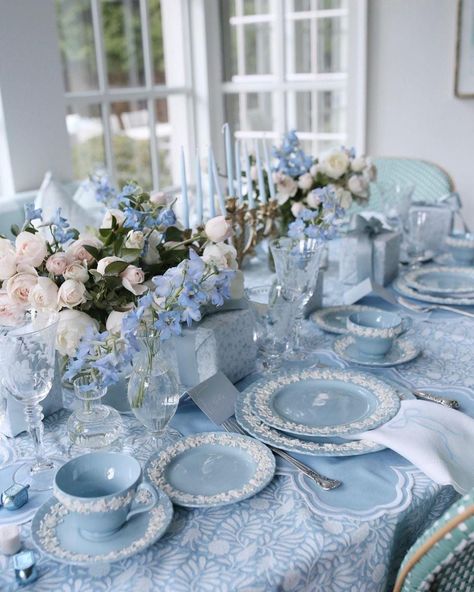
<box><xmin>67</xmin><ymin>376</ymin><xmax>123</xmax><ymax>450</ymax></box>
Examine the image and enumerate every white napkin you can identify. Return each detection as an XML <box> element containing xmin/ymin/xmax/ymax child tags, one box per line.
<box><xmin>354</xmin><ymin>400</ymin><xmax>474</xmax><ymax>494</ymax></box>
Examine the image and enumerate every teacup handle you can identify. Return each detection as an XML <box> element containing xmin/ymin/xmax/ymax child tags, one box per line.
<box><xmin>126</xmin><ymin>482</ymin><xmax>158</xmax><ymax>521</ymax></box>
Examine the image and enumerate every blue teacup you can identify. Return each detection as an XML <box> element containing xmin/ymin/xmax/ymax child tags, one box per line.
<box><xmin>445</xmin><ymin>233</ymin><xmax>474</xmax><ymax>265</ymax></box>
<box><xmin>53</xmin><ymin>452</ymin><xmax>158</xmax><ymax>541</ymax></box>
<box><xmin>347</xmin><ymin>310</ymin><xmax>403</xmax><ymax>357</ymax></box>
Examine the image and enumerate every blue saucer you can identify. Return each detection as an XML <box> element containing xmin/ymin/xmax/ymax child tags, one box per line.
<box><xmin>333</xmin><ymin>335</ymin><xmax>420</xmax><ymax>367</ymax></box>
<box><xmin>31</xmin><ymin>488</ymin><xmax>173</xmax><ymax>566</ymax></box>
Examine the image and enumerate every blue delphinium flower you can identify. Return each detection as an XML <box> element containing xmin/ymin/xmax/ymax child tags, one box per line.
<box><xmin>288</xmin><ymin>186</ymin><xmax>346</xmax><ymax>241</ymax></box>
<box><xmin>273</xmin><ymin>130</ymin><xmax>313</xmax><ymax>178</ymax></box>
<box><xmin>24</xmin><ymin>203</ymin><xmax>43</xmax><ymax>225</ymax></box>
<box><xmin>154</xmin><ymin>310</ymin><xmax>182</xmax><ymax>340</ymax></box>
<box><xmin>50</xmin><ymin>208</ymin><xmax>76</xmax><ymax>244</ymax></box>
<box><xmin>157</xmin><ymin>208</ymin><xmax>176</xmax><ymax>228</ymax></box>
<box><xmin>91</xmin><ymin>175</ymin><xmax>118</xmax><ymax>207</ymax></box>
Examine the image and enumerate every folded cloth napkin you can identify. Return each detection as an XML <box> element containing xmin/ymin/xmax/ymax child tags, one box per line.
<box><xmin>353</xmin><ymin>400</ymin><xmax>474</xmax><ymax>494</ymax></box>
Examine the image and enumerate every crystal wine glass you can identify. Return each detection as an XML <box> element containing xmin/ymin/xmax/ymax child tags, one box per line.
<box><xmin>3</xmin><ymin>310</ymin><xmax>61</xmax><ymax>491</ymax></box>
<box><xmin>270</xmin><ymin>237</ymin><xmax>324</xmax><ymax>360</ymax></box>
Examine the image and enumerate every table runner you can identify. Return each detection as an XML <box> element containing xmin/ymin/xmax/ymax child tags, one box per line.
<box><xmin>0</xmin><ymin>300</ymin><xmax>472</xmax><ymax>591</ymax></box>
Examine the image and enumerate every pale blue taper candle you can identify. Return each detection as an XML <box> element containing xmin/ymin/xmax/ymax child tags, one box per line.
<box><xmin>263</xmin><ymin>138</ymin><xmax>276</xmax><ymax>200</ymax></box>
<box><xmin>255</xmin><ymin>140</ymin><xmax>267</xmax><ymax>204</ymax></box>
<box><xmin>210</xmin><ymin>148</ymin><xmax>226</xmax><ymax>215</ymax></box>
<box><xmin>208</xmin><ymin>146</ymin><xmax>215</xmax><ymax>218</ymax></box>
<box><xmin>195</xmin><ymin>152</ymin><xmax>203</xmax><ymax>225</ymax></box>
<box><xmin>235</xmin><ymin>139</ymin><xmax>243</xmax><ymax>205</ymax></box>
<box><xmin>223</xmin><ymin>123</ymin><xmax>234</xmax><ymax>197</ymax></box>
<box><xmin>243</xmin><ymin>142</ymin><xmax>255</xmax><ymax>209</ymax></box>
<box><xmin>180</xmin><ymin>146</ymin><xmax>190</xmax><ymax>228</ymax></box>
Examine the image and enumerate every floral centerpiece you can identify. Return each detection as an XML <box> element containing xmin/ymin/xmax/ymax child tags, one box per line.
<box><xmin>0</xmin><ymin>179</ymin><xmax>238</xmax><ymax>393</ymax></box>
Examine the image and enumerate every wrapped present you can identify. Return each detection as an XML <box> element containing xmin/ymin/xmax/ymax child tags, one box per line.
<box><xmin>172</xmin><ymin>308</ymin><xmax>257</xmax><ymax>388</ymax></box>
<box><xmin>0</xmin><ymin>358</ymin><xmax>63</xmax><ymax>438</ymax></box>
<box><xmin>338</xmin><ymin>215</ymin><xmax>402</xmax><ymax>286</ymax></box>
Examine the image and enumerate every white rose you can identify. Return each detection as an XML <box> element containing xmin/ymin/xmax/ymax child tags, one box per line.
<box><xmin>63</xmin><ymin>262</ymin><xmax>89</xmax><ymax>283</ymax></box>
<box><xmin>28</xmin><ymin>277</ymin><xmax>59</xmax><ymax>310</ymax></box>
<box><xmin>6</xmin><ymin>267</ymin><xmax>38</xmax><ymax>306</ymax></box>
<box><xmin>350</xmin><ymin>156</ymin><xmax>367</xmax><ymax>173</ymax></box>
<box><xmin>202</xmin><ymin>242</ymin><xmax>238</xmax><ymax>270</ymax></box>
<box><xmin>57</xmin><ymin>279</ymin><xmax>87</xmax><ymax>309</ymax></box>
<box><xmin>143</xmin><ymin>230</ymin><xmax>161</xmax><ymax>265</ymax></box>
<box><xmin>46</xmin><ymin>253</ymin><xmax>69</xmax><ymax>276</ymax></box>
<box><xmin>15</xmin><ymin>231</ymin><xmax>47</xmax><ymax>268</ymax></box>
<box><xmin>0</xmin><ymin>290</ymin><xmax>23</xmax><ymax>326</ymax></box>
<box><xmin>297</xmin><ymin>173</ymin><xmax>313</xmax><ymax>192</ymax></box>
<box><xmin>125</xmin><ymin>230</ymin><xmax>145</xmax><ymax>250</ymax></box>
<box><xmin>230</xmin><ymin>270</ymin><xmax>245</xmax><ymax>299</ymax></box>
<box><xmin>291</xmin><ymin>202</ymin><xmax>305</xmax><ymax>217</ymax></box>
<box><xmin>150</xmin><ymin>191</ymin><xmax>168</xmax><ymax>206</ymax></box>
<box><xmin>0</xmin><ymin>239</ymin><xmax>17</xmax><ymax>280</ymax></box>
<box><xmin>274</xmin><ymin>172</ymin><xmax>298</xmax><ymax>205</ymax></box>
<box><xmin>56</xmin><ymin>309</ymin><xmax>98</xmax><ymax>357</ymax></box>
<box><xmin>348</xmin><ymin>174</ymin><xmax>369</xmax><ymax>198</ymax></box>
<box><xmin>66</xmin><ymin>235</ymin><xmax>103</xmax><ymax>264</ymax></box>
<box><xmin>96</xmin><ymin>256</ymin><xmax>123</xmax><ymax>275</ymax></box>
<box><xmin>205</xmin><ymin>216</ymin><xmax>233</xmax><ymax>243</ymax></box>
<box><xmin>102</xmin><ymin>208</ymin><xmax>125</xmax><ymax>229</ymax></box>
<box><xmin>306</xmin><ymin>192</ymin><xmax>322</xmax><ymax>209</ymax></box>
<box><xmin>106</xmin><ymin>310</ymin><xmax>128</xmax><ymax>334</ymax></box>
<box><xmin>120</xmin><ymin>265</ymin><xmax>147</xmax><ymax>295</ymax></box>
<box><xmin>320</xmin><ymin>150</ymin><xmax>349</xmax><ymax>179</ymax></box>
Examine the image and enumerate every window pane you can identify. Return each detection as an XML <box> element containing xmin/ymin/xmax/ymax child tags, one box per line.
<box><xmin>318</xmin><ymin>139</ymin><xmax>342</xmax><ymax>154</ymax></box>
<box><xmin>318</xmin><ymin>89</ymin><xmax>346</xmax><ymax>133</ymax></box>
<box><xmin>225</xmin><ymin>92</ymin><xmax>275</xmax><ymax>132</ymax></box>
<box><xmin>56</xmin><ymin>0</ymin><xmax>99</xmax><ymax>92</ymax></box>
<box><xmin>110</xmin><ymin>100</ymin><xmax>152</xmax><ymax>188</ymax></box>
<box><xmin>288</xmin><ymin>90</ymin><xmax>346</xmax><ymax>134</ymax></box>
<box><xmin>102</xmin><ymin>0</ymin><xmax>145</xmax><ymax>88</ymax></box>
<box><xmin>155</xmin><ymin>98</ymin><xmax>172</xmax><ymax>188</ymax></box>
<box><xmin>149</xmin><ymin>0</ymin><xmax>166</xmax><ymax>85</ymax></box>
<box><xmin>292</xmin><ymin>0</ymin><xmax>312</xmax><ymax>11</ymax></box>
<box><xmin>243</xmin><ymin>0</ymin><xmax>270</xmax><ymax>15</ymax></box>
<box><xmin>291</xmin><ymin>19</ymin><xmax>312</xmax><ymax>74</ymax></box>
<box><xmin>317</xmin><ymin>16</ymin><xmax>347</xmax><ymax>73</ymax></box>
<box><xmin>67</xmin><ymin>104</ymin><xmax>105</xmax><ymax>179</ymax></box>
<box><xmin>244</xmin><ymin>23</ymin><xmax>273</xmax><ymax>75</ymax></box>
<box><xmin>318</xmin><ymin>0</ymin><xmax>345</xmax><ymax>9</ymax></box>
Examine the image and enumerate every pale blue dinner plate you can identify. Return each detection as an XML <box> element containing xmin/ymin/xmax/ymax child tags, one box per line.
<box><xmin>405</xmin><ymin>267</ymin><xmax>474</xmax><ymax>295</ymax></box>
<box><xmin>248</xmin><ymin>367</ymin><xmax>400</xmax><ymax>437</ymax></box>
<box><xmin>333</xmin><ymin>335</ymin><xmax>420</xmax><ymax>367</ymax></box>
<box><xmin>394</xmin><ymin>277</ymin><xmax>474</xmax><ymax>306</ymax></box>
<box><xmin>310</xmin><ymin>305</ymin><xmax>380</xmax><ymax>334</ymax></box>
<box><xmin>31</xmin><ymin>488</ymin><xmax>173</xmax><ymax>566</ymax></box>
<box><xmin>145</xmin><ymin>432</ymin><xmax>275</xmax><ymax>508</ymax></box>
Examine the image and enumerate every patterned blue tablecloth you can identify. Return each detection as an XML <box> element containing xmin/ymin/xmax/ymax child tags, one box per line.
<box><xmin>0</xmin><ymin>291</ymin><xmax>472</xmax><ymax>591</ymax></box>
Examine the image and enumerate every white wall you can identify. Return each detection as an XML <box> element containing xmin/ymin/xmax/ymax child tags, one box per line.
<box><xmin>366</xmin><ymin>0</ymin><xmax>474</xmax><ymax>224</ymax></box>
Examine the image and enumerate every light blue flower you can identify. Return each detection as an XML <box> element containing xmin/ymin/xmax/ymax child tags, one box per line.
<box><xmin>24</xmin><ymin>203</ymin><xmax>42</xmax><ymax>224</ymax></box>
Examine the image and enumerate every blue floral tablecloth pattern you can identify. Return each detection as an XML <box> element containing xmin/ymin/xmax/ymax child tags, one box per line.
<box><xmin>0</xmin><ymin>303</ymin><xmax>471</xmax><ymax>592</ymax></box>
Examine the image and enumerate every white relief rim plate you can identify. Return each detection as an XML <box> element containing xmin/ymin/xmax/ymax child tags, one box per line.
<box><xmin>394</xmin><ymin>277</ymin><xmax>474</xmax><ymax>305</ymax></box>
<box><xmin>404</xmin><ymin>266</ymin><xmax>474</xmax><ymax>295</ymax></box>
<box><xmin>144</xmin><ymin>432</ymin><xmax>276</xmax><ymax>508</ymax></box>
<box><xmin>248</xmin><ymin>368</ymin><xmax>400</xmax><ymax>437</ymax></box>
<box><xmin>333</xmin><ymin>335</ymin><xmax>420</xmax><ymax>367</ymax></box>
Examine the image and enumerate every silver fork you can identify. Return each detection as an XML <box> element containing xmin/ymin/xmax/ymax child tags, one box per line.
<box><xmin>397</xmin><ymin>296</ymin><xmax>474</xmax><ymax>320</ymax></box>
<box><xmin>222</xmin><ymin>417</ymin><xmax>342</xmax><ymax>491</ymax></box>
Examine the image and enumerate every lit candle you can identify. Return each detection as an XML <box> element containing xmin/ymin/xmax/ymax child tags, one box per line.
<box><xmin>207</xmin><ymin>146</ymin><xmax>215</xmax><ymax>218</ymax></box>
<box><xmin>180</xmin><ymin>146</ymin><xmax>190</xmax><ymax>229</ymax></box>
<box><xmin>255</xmin><ymin>140</ymin><xmax>267</xmax><ymax>204</ymax></box>
<box><xmin>263</xmin><ymin>138</ymin><xmax>276</xmax><ymax>200</ymax></box>
<box><xmin>223</xmin><ymin>123</ymin><xmax>234</xmax><ymax>197</ymax></box>
<box><xmin>235</xmin><ymin>139</ymin><xmax>243</xmax><ymax>205</ymax></box>
<box><xmin>195</xmin><ymin>152</ymin><xmax>203</xmax><ymax>226</ymax></box>
<box><xmin>210</xmin><ymin>148</ymin><xmax>227</xmax><ymax>215</ymax></box>
<box><xmin>243</xmin><ymin>142</ymin><xmax>255</xmax><ymax>209</ymax></box>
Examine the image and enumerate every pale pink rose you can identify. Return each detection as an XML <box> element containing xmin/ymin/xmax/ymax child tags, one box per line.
<box><xmin>274</xmin><ymin>172</ymin><xmax>298</xmax><ymax>205</ymax></box>
<box><xmin>0</xmin><ymin>239</ymin><xmax>17</xmax><ymax>281</ymax></box>
<box><xmin>28</xmin><ymin>277</ymin><xmax>59</xmax><ymax>310</ymax></box>
<box><xmin>348</xmin><ymin>174</ymin><xmax>369</xmax><ymax>198</ymax></box>
<box><xmin>150</xmin><ymin>191</ymin><xmax>168</xmax><ymax>206</ymax></box>
<box><xmin>106</xmin><ymin>310</ymin><xmax>128</xmax><ymax>334</ymax></box>
<box><xmin>15</xmin><ymin>231</ymin><xmax>47</xmax><ymax>268</ymax></box>
<box><xmin>6</xmin><ymin>267</ymin><xmax>38</xmax><ymax>306</ymax></box>
<box><xmin>56</xmin><ymin>309</ymin><xmax>98</xmax><ymax>357</ymax></box>
<box><xmin>46</xmin><ymin>252</ymin><xmax>69</xmax><ymax>276</ymax></box>
<box><xmin>0</xmin><ymin>290</ymin><xmax>23</xmax><ymax>325</ymax></box>
<box><xmin>291</xmin><ymin>202</ymin><xmax>305</xmax><ymax>217</ymax></box>
<box><xmin>334</xmin><ymin>187</ymin><xmax>353</xmax><ymax>209</ymax></box>
<box><xmin>310</xmin><ymin>163</ymin><xmax>323</xmax><ymax>178</ymax></box>
<box><xmin>202</xmin><ymin>243</ymin><xmax>238</xmax><ymax>270</ymax></box>
<box><xmin>57</xmin><ymin>279</ymin><xmax>87</xmax><ymax>309</ymax></box>
<box><xmin>306</xmin><ymin>192</ymin><xmax>322</xmax><ymax>209</ymax></box>
<box><xmin>96</xmin><ymin>256</ymin><xmax>123</xmax><ymax>275</ymax></box>
<box><xmin>66</xmin><ymin>235</ymin><xmax>103</xmax><ymax>264</ymax></box>
<box><xmin>101</xmin><ymin>208</ymin><xmax>125</xmax><ymax>229</ymax></box>
<box><xmin>205</xmin><ymin>216</ymin><xmax>233</xmax><ymax>243</ymax></box>
<box><xmin>120</xmin><ymin>265</ymin><xmax>147</xmax><ymax>295</ymax></box>
<box><xmin>350</xmin><ymin>156</ymin><xmax>367</xmax><ymax>173</ymax></box>
<box><xmin>63</xmin><ymin>261</ymin><xmax>89</xmax><ymax>283</ymax></box>
<box><xmin>297</xmin><ymin>173</ymin><xmax>314</xmax><ymax>192</ymax></box>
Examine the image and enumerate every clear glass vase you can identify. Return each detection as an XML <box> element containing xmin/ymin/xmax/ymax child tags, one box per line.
<box><xmin>127</xmin><ymin>335</ymin><xmax>181</xmax><ymax>451</ymax></box>
<box><xmin>270</xmin><ymin>237</ymin><xmax>324</xmax><ymax>360</ymax></box>
<box><xmin>67</xmin><ymin>376</ymin><xmax>123</xmax><ymax>451</ymax></box>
